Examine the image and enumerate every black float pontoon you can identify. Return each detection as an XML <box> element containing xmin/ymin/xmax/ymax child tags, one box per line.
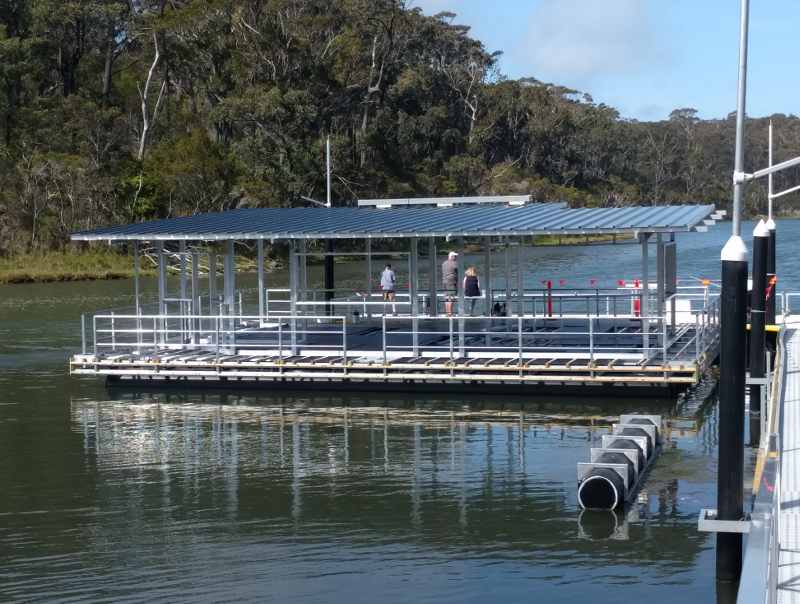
<box><xmin>577</xmin><ymin>414</ymin><xmax>662</xmax><ymax>510</ymax></box>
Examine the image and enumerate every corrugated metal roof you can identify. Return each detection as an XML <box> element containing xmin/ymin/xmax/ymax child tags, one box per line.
<box><xmin>71</xmin><ymin>202</ymin><xmax>720</xmax><ymax>242</ymax></box>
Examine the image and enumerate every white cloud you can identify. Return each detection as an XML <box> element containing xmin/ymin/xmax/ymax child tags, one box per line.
<box><xmin>520</xmin><ymin>0</ymin><xmax>668</xmax><ymax>79</ymax></box>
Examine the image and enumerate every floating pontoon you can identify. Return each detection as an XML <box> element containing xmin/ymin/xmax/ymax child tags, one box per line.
<box><xmin>69</xmin><ymin>197</ymin><xmax>723</xmax><ymax>397</ymax></box>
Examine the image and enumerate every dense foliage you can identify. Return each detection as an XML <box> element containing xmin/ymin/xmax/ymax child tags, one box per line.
<box><xmin>1</xmin><ymin>0</ymin><xmax>799</xmax><ymax>254</ymax></box>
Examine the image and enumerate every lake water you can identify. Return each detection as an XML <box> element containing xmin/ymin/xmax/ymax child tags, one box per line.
<box><xmin>1</xmin><ymin>219</ymin><xmax>798</xmax><ymax>603</ymax></box>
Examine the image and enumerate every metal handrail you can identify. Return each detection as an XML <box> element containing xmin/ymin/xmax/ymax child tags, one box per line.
<box><xmin>738</xmin><ymin>320</ymin><xmax>787</xmax><ymax>604</ymax></box>
<box><xmin>81</xmin><ymin>311</ymin><xmax>705</xmax><ymax>367</ymax></box>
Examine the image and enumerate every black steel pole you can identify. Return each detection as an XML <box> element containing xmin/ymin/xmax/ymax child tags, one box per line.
<box><xmin>325</xmin><ymin>239</ymin><xmax>334</xmax><ymax>316</ymax></box>
<box><xmin>749</xmin><ymin>221</ymin><xmax>768</xmax><ymax>417</ymax></box>
<box><xmin>766</xmin><ymin>219</ymin><xmax>776</xmax><ymax>325</ymax></box>
<box><xmin>717</xmin><ymin>0</ymin><xmax>749</xmax><ymax>581</ymax></box>
<box><xmin>717</xmin><ymin>237</ymin><xmax>749</xmax><ymax>583</ymax></box>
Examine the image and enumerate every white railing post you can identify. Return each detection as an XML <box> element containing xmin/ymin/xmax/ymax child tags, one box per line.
<box><xmin>82</xmin><ymin>314</ymin><xmax>87</xmax><ymax>355</ymax></box>
<box><xmin>153</xmin><ymin>317</ymin><xmax>158</xmax><ymax>361</ymax></box>
<box><xmin>93</xmin><ymin>315</ymin><xmax>97</xmax><ymax>359</ymax></box>
<box><xmin>382</xmin><ymin>314</ymin><xmax>387</xmax><ymax>372</ymax></box>
<box><xmin>342</xmin><ymin>316</ymin><xmax>347</xmax><ymax>368</ymax></box>
<box><xmin>589</xmin><ymin>318</ymin><xmax>594</xmax><ymax>369</ymax></box>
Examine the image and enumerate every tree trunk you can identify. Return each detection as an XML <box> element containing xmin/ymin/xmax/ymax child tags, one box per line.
<box><xmin>137</xmin><ymin>34</ymin><xmax>162</xmax><ymax>160</ymax></box>
<box><xmin>102</xmin><ymin>23</ymin><xmax>116</xmax><ymax>103</ymax></box>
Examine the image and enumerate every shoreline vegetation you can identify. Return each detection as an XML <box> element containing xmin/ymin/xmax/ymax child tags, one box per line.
<box><xmin>2</xmin><ymin>1</ymin><xmax>800</xmax><ymax>259</ymax></box>
<box><xmin>1</xmin><ymin>234</ymin><xmax>635</xmax><ymax>285</ymax></box>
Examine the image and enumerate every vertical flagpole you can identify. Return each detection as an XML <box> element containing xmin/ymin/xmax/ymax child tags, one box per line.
<box><xmin>766</xmin><ymin>120</ymin><xmax>777</xmax><ymax>324</ymax></box>
<box><xmin>716</xmin><ymin>0</ymin><xmax>750</xmax><ymax>584</ymax></box>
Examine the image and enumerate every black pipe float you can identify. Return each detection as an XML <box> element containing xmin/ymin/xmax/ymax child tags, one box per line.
<box><xmin>577</xmin><ymin>414</ymin><xmax>662</xmax><ymax>510</ymax></box>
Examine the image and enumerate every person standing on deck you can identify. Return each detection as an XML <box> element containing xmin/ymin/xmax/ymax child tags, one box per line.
<box><xmin>442</xmin><ymin>252</ymin><xmax>458</xmax><ymax>317</ymax></box>
<box><xmin>380</xmin><ymin>262</ymin><xmax>397</xmax><ymax>316</ymax></box>
<box><xmin>463</xmin><ymin>266</ymin><xmax>481</xmax><ymax>316</ymax></box>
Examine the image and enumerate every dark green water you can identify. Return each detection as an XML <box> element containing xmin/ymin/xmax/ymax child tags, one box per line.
<box><xmin>1</xmin><ymin>220</ymin><xmax>795</xmax><ymax>603</ymax></box>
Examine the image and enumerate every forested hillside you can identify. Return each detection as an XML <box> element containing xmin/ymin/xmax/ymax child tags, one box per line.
<box><xmin>1</xmin><ymin>0</ymin><xmax>800</xmax><ymax>254</ymax></box>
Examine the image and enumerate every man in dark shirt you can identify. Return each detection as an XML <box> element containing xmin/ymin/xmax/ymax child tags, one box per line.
<box><xmin>442</xmin><ymin>251</ymin><xmax>458</xmax><ymax>316</ymax></box>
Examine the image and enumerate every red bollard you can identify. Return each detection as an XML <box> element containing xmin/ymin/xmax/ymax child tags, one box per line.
<box><xmin>634</xmin><ymin>278</ymin><xmax>640</xmax><ymax>317</ymax></box>
<box><xmin>547</xmin><ymin>279</ymin><xmax>553</xmax><ymax>317</ymax></box>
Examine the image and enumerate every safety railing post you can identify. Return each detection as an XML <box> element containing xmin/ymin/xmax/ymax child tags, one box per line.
<box><xmin>662</xmin><ymin>317</ymin><xmax>668</xmax><ymax>365</ymax></box>
<box><xmin>449</xmin><ymin>316</ymin><xmax>454</xmax><ymax>373</ymax></box>
<box><xmin>153</xmin><ymin>317</ymin><xmax>158</xmax><ymax>362</ymax></box>
<box><xmin>215</xmin><ymin>317</ymin><xmax>220</xmax><ymax>362</ymax></box>
<box><xmin>695</xmin><ymin>314</ymin><xmax>700</xmax><ymax>361</ymax></box>
<box><xmin>382</xmin><ymin>314</ymin><xmax>387</xmax><ymax>374</ymax></box>
<box><xmin>589</xmin><ymin>318</ymin><xmax>594</xmax><ymax>369</ymax></box>
<box><xmin>82</xmin><ymin>314</ymin><xmax>87</xmax><ymax>355</ymax></box>
<box><xmin>265</xmin><ymin>289</ymin><xmax>270</xmax><ymax>316</ymax></box>
<box><xmin>342</xmin><ymin>316</ymin><xmax>348</xmax><ymax>370</ymax></box>
<box><xmin>93</xmin><ymin>315</ymin><xmax>97</xmax><ymax>359</ymax></box>
<box><xmin>111</xmin><ymin>311</ymin><xmax>116</xmax><ymax>352</ymax></box>
<box><xmin>278</xmin><ymin>322</ymin><xmax>283</xmax><ymax>365</ymax></box>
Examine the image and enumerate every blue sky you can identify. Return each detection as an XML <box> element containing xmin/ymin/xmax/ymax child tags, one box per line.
<box><xmin>413</xmin><ymin>0</ymin><xmax>800</xmax><ymax>122</ymax></box>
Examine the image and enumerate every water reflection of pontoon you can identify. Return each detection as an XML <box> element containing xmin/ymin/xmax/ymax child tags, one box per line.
<box><xmin>69</xmin><ymin>198</ymin><xmax>723</xmax><ymax>396</ymax></box>
<box><xmin>70</xmin><ymin>397</ymin><xmax>712</xmax><ymax>566</ymax></box>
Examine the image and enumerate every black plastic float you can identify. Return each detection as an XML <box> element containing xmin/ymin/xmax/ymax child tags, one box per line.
<box><xmin>577</xmin><ymin>414</ymin><xmax>662</xmax><ymax>510</ymax></box>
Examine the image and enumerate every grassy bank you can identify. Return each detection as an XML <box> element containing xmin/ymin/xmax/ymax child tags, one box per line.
<box><xmin>0</xmin><ymin>252</ymin><xmax>157</xmax><ymax>284</ymax></box>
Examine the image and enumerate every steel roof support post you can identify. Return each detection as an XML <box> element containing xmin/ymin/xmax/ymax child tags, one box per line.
<box><xmin>191</xmin><ymin>252</ymin><xmax>200</xmax><ymax>345</ymax></box>
<box><xmin>258</xmin><ymin>239</ymin><xmax>265</xmax><ymax>324</ymax></box>
<box><xmin>324</xmin><ymin>239</ymin><xmax>334</xmax><ymax>316</ymax></box>
<box><xmin>366</xmin><ymin>238</ymin><xmax>373</xmax><ymax>322</ymax></box>
<box><xmin>656</xmin><ymin>233</ymin><xmax>665</xmax><ymax>355</ymax></box>
<box><xmin>670</xmin><ymin>234</ymin><xmax>677</xmax><ymax>334</ymax></box>
<box><xmin>484</xmin><ymin>237</ymin><xmax>491</xmax><ymax>318</ymax></box>
<box><xmin>289</xmin><ymin>240</ymin><xmax>298</xmax><ymax>355</ymax></box>
<box><xmin>517</xmin><ymin>240</ymin><xmax>524</xmax><ymax>317</ymax></box>
<box><xmin>208</xmin><ymin>253</ymin><xmax>217</xmax><ymax>320</ymax></box>
<box><xmin>224</xmin><ymin>241</ymin><xmax>235</xmax><ymax>349</ymax></box>
<box><xmin>717</xmin><ymin>0</ymin><xmax>750</xmax><ymax>584</ymax></box>
<box><xmin>134</xmin><ymin>241</ymin><xmax>142</xmax><ymax>349</ymax></box>
<box><xmin>484</xmin><ymin>236</ymin><xmax>491</xmax><ymax>347</ymax></box>
<box><xmin>299</xmin><ymin>239</ymin><xmax>308</xmax><ymax>339</ymax></box>
<box><xmin>134</xmin><ymin>241</ymin><xmax>140</xmax><ymax>315</ymax></box>
<box><xmin>180</xmin><ymin>241</ymin><xmax>188</xmax><ymax>341</ymax></box>
<box><xmin>641</xmin><ymin>234</ymin><xmax>650</xmax><ymax>358</ymax></box>
<box><xmin>429</xmin><ymin>237</ymin><xmax>437</xmax><ymax>317</ymax></box>
<box><xmin>505</xmin><ymin>242</ymin><xmax>512</xmax><ymax>335</ymax></box>
<box><xmin>156</xmin><ymin>241</ymin><xmax>166</xmax><ymax>345</ymax></box>
<box><xmin>410</xmin><ymin>237</ymin><xmax>419</xmax><ymax>356</ymax></box>
<box><xmin>458</xmin><ymin>237</ymin><xmax>465</xmax><ymax>355</ymax></box>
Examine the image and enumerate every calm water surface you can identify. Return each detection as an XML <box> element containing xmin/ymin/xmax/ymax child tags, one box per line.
<box><xmin>2</xmin><ymin>220</ymin><xmax>799</xmax><ymax>603</ymax></box>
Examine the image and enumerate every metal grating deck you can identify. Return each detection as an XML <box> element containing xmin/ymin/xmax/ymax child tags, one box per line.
<box><xmin>779</xmin><ymin>322</ymin><xmax>800</xmax><ymax>603</ymax></box>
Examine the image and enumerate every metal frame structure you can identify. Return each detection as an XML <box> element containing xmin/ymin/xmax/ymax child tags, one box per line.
<box><xmin>69</xmin><ymin>200</ymin><xmax>723</xmax><ymax>394</ymax></box>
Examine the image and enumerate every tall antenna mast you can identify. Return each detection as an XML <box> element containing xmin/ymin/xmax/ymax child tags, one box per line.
<box><xmin>326</xmin><ymin>137</ymin><xmax>332</xmax><ymax>208</ymax></box>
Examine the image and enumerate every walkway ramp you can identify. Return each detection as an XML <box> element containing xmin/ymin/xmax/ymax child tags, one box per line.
<box><xmin>780</xmin><ymin>321</ymin><xmax>800</xmax><ymax>603</ymax></box>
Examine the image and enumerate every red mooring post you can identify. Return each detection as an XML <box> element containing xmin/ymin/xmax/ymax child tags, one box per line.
<box><xmin>634</xmin><ymin>278</ymin><xmax>640</xmax><ymax>317</ymax></box>
<box><xmin>547</xmin><ymin>279</ymin><xmax>552</xmax><ymax>317</ymax></box>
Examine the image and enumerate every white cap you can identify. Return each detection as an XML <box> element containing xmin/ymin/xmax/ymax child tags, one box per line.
<box><xmin>754</xmin><ymin>219</ymin><xmax>769</xmax><ymax>238</ymax></box>
<box><xmin>449</xmin><ymin>252</ymin><xmax>458</xmax><ymax>257</ymax></box>
<box><xmin>720</xmin><ymin>235</ymin><xmax>748</xmax><ymax>262</ymax></box>
<box><xmin>766</xmin><ymin>218</ymin><xmax>776</xmax><ymax>230</ymax></box>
